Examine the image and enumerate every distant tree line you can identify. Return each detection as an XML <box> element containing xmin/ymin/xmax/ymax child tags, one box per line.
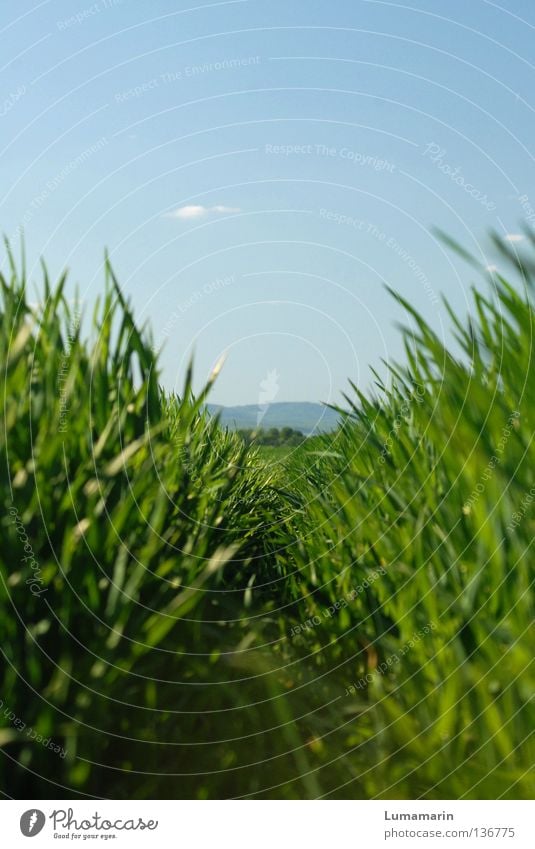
<box><xmin>238</xmin><ymin>427</ymin><xmax>306</xmax><ymax>447</ymax></box>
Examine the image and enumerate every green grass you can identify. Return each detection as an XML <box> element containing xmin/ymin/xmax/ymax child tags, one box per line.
<box><xmin>0</xmin><ymin>235</ymin><xmax>533</xmax><ymax>799</ymax></box>
<box><xmin>257</xmin><ymin>444</ymin><xmax>294</xmax><ymax>461</ymax></box>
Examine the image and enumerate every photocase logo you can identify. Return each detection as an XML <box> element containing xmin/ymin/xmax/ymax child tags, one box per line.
<box><xmin>20</xmin><ymin>809</ymin><xmax>46</xmax><ymax>837</ymax></box>
<box><xmin>256</xmin><ymin>369</ymin><xmax>279</xmax><ymax>426</ymax></box>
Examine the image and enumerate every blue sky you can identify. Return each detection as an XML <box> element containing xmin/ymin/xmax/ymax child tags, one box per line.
<box><xmin>1</xmin><ymin>0</ymin><xmax>534</xmax><ymax>404</ymax></box>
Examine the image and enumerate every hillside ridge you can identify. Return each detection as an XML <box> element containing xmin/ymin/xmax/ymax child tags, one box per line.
<box><xmin>206</xmin><ymin>401</ymin><xmax>341</xmax><ymax>434</ymax></box>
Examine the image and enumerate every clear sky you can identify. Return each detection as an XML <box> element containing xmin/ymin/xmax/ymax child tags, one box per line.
<box><xmin>1</xmin><ymin>0</ymin><xmax>534</xmax><ymax>404</ymax></box>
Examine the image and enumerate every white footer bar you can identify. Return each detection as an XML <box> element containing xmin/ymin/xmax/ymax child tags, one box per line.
<box><xmin>1</xmin><ymin>800</ymin><xmax>533</xmax><ymax>848</ymax></box>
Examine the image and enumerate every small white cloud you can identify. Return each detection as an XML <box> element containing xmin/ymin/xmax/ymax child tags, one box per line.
<box><xmin>165</xmin><ymin>204</ymin><xmax>241</xmax><ymax>220</ymax></box>
<box><xmin>504</xmin><ymin>233</ymin><xmax>524</xmax><ymax>242</ymax></box>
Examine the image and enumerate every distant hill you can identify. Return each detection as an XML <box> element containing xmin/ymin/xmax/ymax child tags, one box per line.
<box><xmin>206</xmin><ymin>402</ymin><xmax>341</xmax><ymax>434</ymax></box>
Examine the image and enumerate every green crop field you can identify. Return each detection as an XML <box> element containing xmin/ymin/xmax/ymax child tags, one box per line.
<box><xmin>0</xmin><ymin>236</ymin><xmax>533</xmax><ymax>799</ymax></box>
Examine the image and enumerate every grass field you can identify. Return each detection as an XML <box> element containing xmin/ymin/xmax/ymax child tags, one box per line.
<box><xmin>0</xmin><ymin>236</ymin><xmax>533</xmax><ymax>799</ymax></box>
<box><xmin>256</xmin><ymin>444</ymin><xmax>295</xmax><ymax>462</ymax></box>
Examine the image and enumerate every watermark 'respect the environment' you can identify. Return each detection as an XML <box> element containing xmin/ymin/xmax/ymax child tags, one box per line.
<box><xmin>57</xmin><ymin>313</ymin><xmax>81</xmax><ymax>433</ymax></box>
<box><xmin>1</xmin><ymin>698</ymin><xmax>65</xmax><ymax>758</ymax></box>
<box><xmin>319</xmin><ymin>210</ymin><xmax>439</xmax><ymax>305</ymax></box>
